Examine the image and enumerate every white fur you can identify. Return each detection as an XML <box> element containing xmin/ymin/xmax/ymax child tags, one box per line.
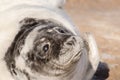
<box><xmin>0</xmin><ymin>0</ymin><xmax>99</xmax><ymax>80</ymax></box>
<box><xmin>0</xmin><ymin>0</ymin><xmax>66</xmax><ymax>12</ymax></box>
<box><xmin>83</xmin><ymin>33</ymin><xmax>100</xmax><ymax>80</ymax></box>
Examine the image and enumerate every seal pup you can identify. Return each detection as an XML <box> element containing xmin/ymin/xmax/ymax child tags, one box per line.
<box><xmin>0</xmin><ymin>0</ymin><xmax>99</xmax><ymax>80</ymax></box>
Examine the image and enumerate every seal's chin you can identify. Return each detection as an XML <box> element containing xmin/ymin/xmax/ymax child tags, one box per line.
<box><xmin>51</xmin><ymin>36</ymin><xmax>84</xmax><ymax>69</ymax></box>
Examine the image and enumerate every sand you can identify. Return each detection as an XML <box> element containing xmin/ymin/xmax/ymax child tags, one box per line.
<box><xmin>65</xmin><ymin>0</ymin><xmax>120</xmax><ymax>80</ymax></box>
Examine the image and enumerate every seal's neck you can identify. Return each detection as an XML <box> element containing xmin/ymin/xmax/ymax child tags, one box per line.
<box><xmin>0</xmin><ymin>0</ymin><xmax>65</xmax><ymax>12</ymax></box>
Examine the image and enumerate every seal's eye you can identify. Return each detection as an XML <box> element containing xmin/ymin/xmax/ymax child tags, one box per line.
<box><xmin>43</xmin><ymin>44</ymin><xmax>49</xmax><ymax>52</ymax></box>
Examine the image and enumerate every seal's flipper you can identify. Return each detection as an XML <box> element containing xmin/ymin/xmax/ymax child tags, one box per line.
<box><xmin>92</xmin><ymin>62</ymin><xmax>109</xmax><ymax>80</ymax></box>
<box><xmin>82</xmin><ymin>33</ymin><xmax>100</xmax><ymax>80</ymax></box>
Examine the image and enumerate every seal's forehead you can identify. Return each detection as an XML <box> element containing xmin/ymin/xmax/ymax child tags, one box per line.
<box><xmin>20</xmin><ymin>18</ymin><xmax>73</xmax><ymax>35</ymax></box>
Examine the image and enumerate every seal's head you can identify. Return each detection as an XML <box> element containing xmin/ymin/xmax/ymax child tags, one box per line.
<box><xmin>5</xmin><ymin>18</ymin><xmax>84</xmax><ymax>79</ymax></box>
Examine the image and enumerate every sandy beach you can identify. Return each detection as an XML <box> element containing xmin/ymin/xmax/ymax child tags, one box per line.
<box><xmin>65</xmin><ymin>0</ymin><xmax>120</xmax><ymax>80</ymax></box>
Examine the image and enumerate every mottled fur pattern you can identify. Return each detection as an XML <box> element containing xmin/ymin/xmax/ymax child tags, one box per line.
<box><xmin>4</xmin><ymin>18</ymin><xmax>83</xmax><ymax>80</ymax></box>
<box><xmin>0</xmin><ymin>0</ymin><xmax>99</xmax><ymax>80</ymax></box>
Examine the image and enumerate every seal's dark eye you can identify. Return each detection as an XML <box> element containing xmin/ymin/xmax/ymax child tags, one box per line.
<box><xmin>43</xmin><ymin>44</ymin><xmax>49</xmax><ymax>52</ymax></box>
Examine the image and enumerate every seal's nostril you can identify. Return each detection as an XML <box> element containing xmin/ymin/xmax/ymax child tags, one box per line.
<box><xmin>73</xmin><ymin>37</ymin><xmax>76</xmax><ymax>42</ymax></box>
<box><xmin>66</xmin><ymin>36</ymin><xmax>77</xmax><ymax>46</ymax></box>
<box><xmin>66</xmin><ymin>41</ymin><xmax>75</xmax><ymax>46</ymax></box>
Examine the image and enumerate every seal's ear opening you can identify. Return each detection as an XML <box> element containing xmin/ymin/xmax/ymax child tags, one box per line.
<box><xmin>82</xmin><ymin>33</ymin><xmax>100</xmax><ymax>80</ymax></box>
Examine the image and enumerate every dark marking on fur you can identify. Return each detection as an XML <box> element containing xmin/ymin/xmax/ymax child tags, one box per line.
<box><xmin>11</xmin><ymin>63</ymin><xmax>17</xmax><ymax>75</ymax></box>
<box><xmin>23</xmin><ymin>70</ymin><xmax>31</xmax><ymax>80</ymax></box>
<box><xmin>4</xmin><ymin>21</ymin><xmax>38</xmax><ymax>75</ymax></box>
<box><xmin>4</xmin><ymin>18</ymin><xmax>40</xmax><ymax>77</ymax></box>
<box><xmin>20</xmin><ymin>17</ymin><xmax>40</xmax><ymax>29</ymax></box>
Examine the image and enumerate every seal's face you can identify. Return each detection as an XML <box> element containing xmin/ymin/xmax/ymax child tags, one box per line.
<box><xmin>5</xmin><ymin>18</ymin><xmax>84</xmax><ymax>79</ymax></box>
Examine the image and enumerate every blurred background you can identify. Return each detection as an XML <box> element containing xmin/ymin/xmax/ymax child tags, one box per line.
<box><xmin>65</xmin><ymin>0</ymin><xmax>120</xmax><ymax>80</ymax></box>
